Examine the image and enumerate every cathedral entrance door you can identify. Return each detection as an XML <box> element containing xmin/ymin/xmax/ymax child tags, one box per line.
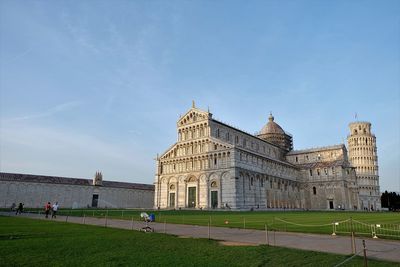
<box><xmin>211</xmin><ymin>191</ymin><xmax>218</xmax><ymax>209</ymax></box>
<box><xmin>188</xmin><ymin>187</ymin><xmax>196</xmax><ymax>208</ymax></box>
<box><xmin>169</xmin><ymin>193</ymin><xmax>175</xmax><ymax>208</ymax></box>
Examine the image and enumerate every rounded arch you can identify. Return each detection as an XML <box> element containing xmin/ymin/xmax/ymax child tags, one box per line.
<box><xmin>168</xmin><ymin>177</ymin><xmax>177</xmax><ymax>184</ymax></box>
<box><xmin>186</xmin><ymin>176</ymin><xmax>197</xmax><ymax>183</ymax></box>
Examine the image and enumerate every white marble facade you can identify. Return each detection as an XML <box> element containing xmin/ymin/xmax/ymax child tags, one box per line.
<box><xmin>154</xmin><ymin>105</ymin><xmax>380</xmax><ymax>211</ymax></box>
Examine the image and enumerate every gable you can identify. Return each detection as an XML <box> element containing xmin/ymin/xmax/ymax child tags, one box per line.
<box><xmin>159</xmin><ymin>143</ymin><xmax>178</xmax><ymax>160</ymax></box>
<box><xmin>177</xmin><ymin>108</ymin><xmax>211</xmax><ymax>127</ymax></box>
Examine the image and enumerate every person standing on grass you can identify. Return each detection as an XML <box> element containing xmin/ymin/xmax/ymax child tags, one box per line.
<box><xmin>44</xmin><ymin>202</ymin><xmax>51</xmax><ymax>218</ymax></box>
<box><xmin>52</xmin><ymin>202</ymin><xmax>59</xmax><ymax>218</ymax></box>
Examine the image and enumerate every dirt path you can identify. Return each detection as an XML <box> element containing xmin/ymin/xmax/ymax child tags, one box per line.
<box><xmin>3</xmin><ymin>211</ymin><xmax>400</xmax><ymax>263</ymax></box>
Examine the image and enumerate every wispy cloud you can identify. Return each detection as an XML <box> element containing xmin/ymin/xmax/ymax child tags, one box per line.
<box><xmin>3</xmin><ymin>47</ymin><xmax>34</xmax><ymax>64</ymax></box>
<box><xmin>4</xmin><ymin>100</ymin><xmax>81</xmax><ymax>122</ymax></box>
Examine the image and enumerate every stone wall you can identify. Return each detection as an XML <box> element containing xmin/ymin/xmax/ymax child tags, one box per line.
<box><xmin>0</xmin><ymin>180</ymin><xmax>154</xmax><ymax>209</ymax></box>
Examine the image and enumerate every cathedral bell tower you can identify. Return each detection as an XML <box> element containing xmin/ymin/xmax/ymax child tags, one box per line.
<box><xmin>347</xmin><ymin>121</ymin><xmax>381</xmax><ymax>210</ymax></box>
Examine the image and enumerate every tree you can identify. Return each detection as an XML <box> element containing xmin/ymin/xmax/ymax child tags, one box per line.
<box><xmin>381</xmin><ymin>191</ymin><xmax>400</xmax><ymax>211</ymax></box>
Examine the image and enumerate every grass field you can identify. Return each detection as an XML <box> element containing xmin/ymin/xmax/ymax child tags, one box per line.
<box><xmin>47</xmin><ymin>209</ymin><xmax>400</xmax><ymax>238</ymax></box>
<box><xmin>0</xmin><ymin>216</ymin><xmax>397</xmax><ymax>266</ymax></box>
<box><xmin>5</xmin><ymin>208</ymin><xmax>400</xmax><ymax>238</ymax></box>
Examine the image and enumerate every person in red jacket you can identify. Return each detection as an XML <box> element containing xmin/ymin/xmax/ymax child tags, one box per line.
<box><xmin>44</xmin><ymin>202</ymin><xmax>51</xmax><ymax>218</ymax></box>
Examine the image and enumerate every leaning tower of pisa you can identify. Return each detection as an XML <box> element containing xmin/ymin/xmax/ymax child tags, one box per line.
<box><xmin>347</xmin><ymin>121</ymin><xmax>381</xmax><ymax>211</ymax></box>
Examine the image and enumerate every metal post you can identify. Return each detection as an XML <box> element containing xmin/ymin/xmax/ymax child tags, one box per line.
<box><xmin>351</xmin><ymin>231</ymin><xmax>355</xmax><ymax>254</ymax></box>
<box><xmin>131</xmin><ymin>216</ymin><xmax>134</xmax><ymax>230</ymax></box>
<box><xmin>265</xmin><ymin>224</ymin><xmax>269</xmax><ymax>245</ymax></box>
<box><xmin>83</xmin><ymin>214</ymin><xmax>86</xmax><ymax>224</ymax></box>
<box><xmin>273</xmin><ymin>230</ymin><xmax>276</xmax><ymax>246</ymax></box>
<box><xmin>164</xmin><ymin>219</ymin><xmax>166</xmax><ymax>234</ymax></box>
<box><xmin>208</xmin><ymin>222</ymin><xmax>210</xmax><ymax>239</ymax></box>
<box><xmin>122</xmin><ymin>210</ymin><xmax>124</xmax><ymax>218</ymax></box>
<box><xmin>332</xmin><ymin>222</ymin><xmax>336</xmax><ymax>236</ymax></box>
<box><xmin>66</xmin><ymin>210</ymin><xmax>70</xmax><ymax>222</ymax></box>
<box><xmin>371</xmin><ymin>225</ymin><xmax>378</xmax><ymax>238</ymax></box>
<box><xmin>105</xmin><ymin>213</ymin><xmax>108</xmax><ymax>227</ymax></box>
<box><xmin>350</xmin><ymin>217</ymin><xmax>353</xmax><ymax>234</ymax></box>
<box><xmin>243</xmin><ymin>217</ymin><xmax>246</xmax><ymax>229</ymax></box>
<box><xmin>363</xmin><ymin>240</ymin><xmax>368</xmax><ymax>267</ymax></box>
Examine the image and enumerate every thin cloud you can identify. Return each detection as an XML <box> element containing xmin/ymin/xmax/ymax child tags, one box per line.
<box><xmin>4</xmin><ymin>47</ymin><xmax>34</xmax><ymax>64</ymax></box>
<box><xmin>4</xmin><ymin>100</ymin><xmax>82</xmax><ymax>122</ymax></box>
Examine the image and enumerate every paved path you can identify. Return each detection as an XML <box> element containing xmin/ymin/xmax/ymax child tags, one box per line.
<box><xmin>3</xmin><ymin>212</ymin><xmax>400</xmax><ymax>263</ymax></box>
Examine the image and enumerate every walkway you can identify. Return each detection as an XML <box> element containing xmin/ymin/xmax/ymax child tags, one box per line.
<box><xmin>3</xmin><ymin>212</ymin><xmax>400</xmax><ymax>263</ymax></box>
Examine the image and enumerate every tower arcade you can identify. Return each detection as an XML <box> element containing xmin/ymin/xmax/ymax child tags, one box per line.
<box><xmin>347</xmin><ymin>122</ymin><xmax>381</xmax><ymax>210</ymax></box>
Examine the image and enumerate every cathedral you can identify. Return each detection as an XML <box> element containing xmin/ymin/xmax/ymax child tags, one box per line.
<box><xmin>154</xmin><ymin>103</ymin><xmax>381</xmax><ymax>211</ymax></box>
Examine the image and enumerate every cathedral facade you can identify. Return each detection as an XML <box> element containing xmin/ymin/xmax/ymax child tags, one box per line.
<box><xmin>154</xmin><ymin>104</ymin><xmax>381</xmax><ymax>211</ymax></box>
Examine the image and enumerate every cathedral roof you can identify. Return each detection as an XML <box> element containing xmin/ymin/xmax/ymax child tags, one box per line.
<box><xmin>295</xmin><ymin>159</ymin><xmax>350</xmax><ymax>169</ymax></box>
<box><xmin>259</xmin><ymin>113</ymin><xmax>285</xmax><ymax>135</ymax></box>
<box><xmin>287</xmin><ymin>144</ymin><xmax>345</xmax><ymax>155</ymax></box>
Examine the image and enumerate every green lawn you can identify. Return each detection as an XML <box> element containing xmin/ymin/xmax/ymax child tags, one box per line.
<box><xmin>5</xmin><ymin>208</ymin><xmax>400</xmax><ymax>238</ymax></box>
<box><xmin>0</xmin><ymin>216</ymin><xmax>397</xmax><ymax>266</ymax></box>
<box><xmin>49</xmin><ymin>209</ymin><xmax>400</xmax><ymax>238</ymax></box>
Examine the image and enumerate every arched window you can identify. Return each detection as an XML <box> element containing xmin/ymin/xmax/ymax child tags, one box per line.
<box><xmin>313</xmin><ymin>187</ymin><xmax>316</xmax><ymax>195</ymax></box>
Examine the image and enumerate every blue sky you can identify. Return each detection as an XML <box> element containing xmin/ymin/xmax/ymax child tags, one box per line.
<box><xmin>0</xmin><ymin>0</ymin><xmax>399</xmax><ymax>192</ymax></box>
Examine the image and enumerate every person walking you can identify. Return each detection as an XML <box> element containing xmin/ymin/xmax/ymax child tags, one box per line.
<box><xmin>51</xmin><ymin>202</ymin><xmax>59</xmax><ymax>218</ymax></box>
<box><xmin>44</xmin><ymin>202</ymin><xmax>51</xmax><ymax>218</ymax></box>
<box><xmin>15</xmin><ymin>203</ymin><xmax>23</xmax><ymax>215</ymax></box>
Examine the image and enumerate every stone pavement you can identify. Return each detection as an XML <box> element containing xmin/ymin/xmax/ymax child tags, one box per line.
<box><xmin>3</xmin><ymin>212</ymin><xmax>400</xmax><ymax>263</ymax></box>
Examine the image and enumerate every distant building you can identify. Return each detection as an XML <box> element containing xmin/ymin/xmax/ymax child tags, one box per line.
<box><xmin>154</xmin><ymin>104</ymin><xmax>381</xmax><ymax>211</ymax></box>
<box><xmin>0</xmin><ymin>172</ymin><xmax>154</xmax><ymax>209</ymax></box>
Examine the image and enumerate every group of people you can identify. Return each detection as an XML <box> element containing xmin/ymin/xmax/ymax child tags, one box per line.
<box><xmin>11</xmin><ymin>202</ymin><xmax>59</xmax><ymax>218</ymax></box>
<box><xmin>44</xmin><ymin>202</ymin><xmax>59</xmax><ymax>218</ymax></box>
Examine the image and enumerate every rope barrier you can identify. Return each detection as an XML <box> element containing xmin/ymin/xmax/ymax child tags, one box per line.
<box><xmin>274</xmin><ymin>217</ymin><xmax>335</xmax><ymax>227</ymax></box>
<box><xmin>333</xmin><ymin>250</ymin><xmax>363</xmax><ymax>267</ymax></box>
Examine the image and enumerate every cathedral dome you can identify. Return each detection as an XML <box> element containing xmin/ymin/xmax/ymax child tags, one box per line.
<box><xmin>260</xmin><ymin>113</ymin><xmax>285</xmax><ymax>135</ymax></box>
